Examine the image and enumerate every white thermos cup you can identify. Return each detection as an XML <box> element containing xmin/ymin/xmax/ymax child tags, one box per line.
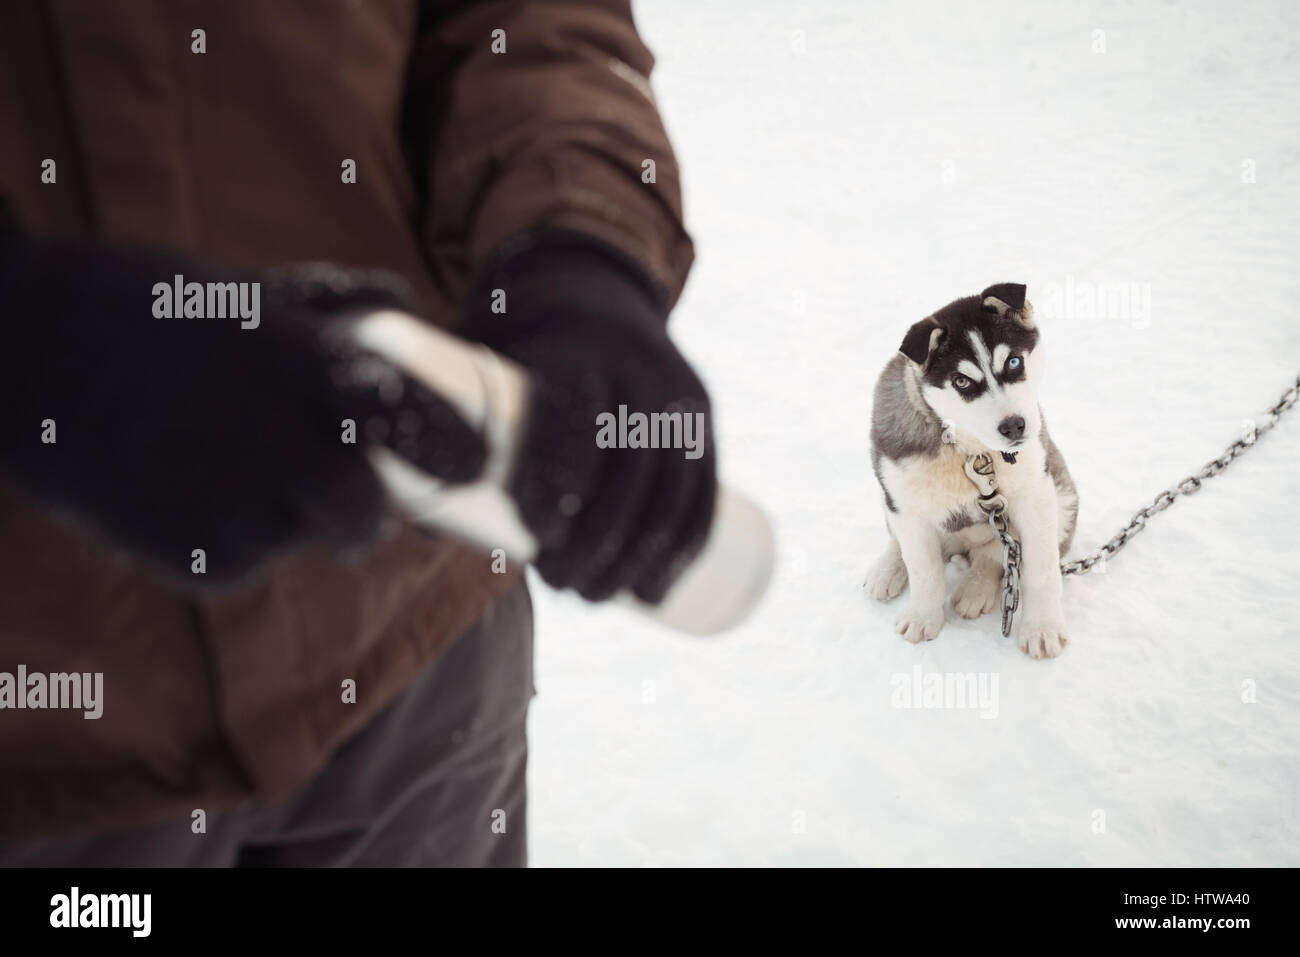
<box><xmin>352</xmin><ymin>310</ymin><xmax>774</xmax><ymax>636</ymax></box>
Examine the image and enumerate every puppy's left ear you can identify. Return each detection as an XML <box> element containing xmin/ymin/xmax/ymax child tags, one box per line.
<box><xmin>981</xmin><ymin>282</ymin><xmax>1035</xmax><ymax>328</ymax></box>
<box><xmin>900</xmin><ymin>316</ymin><xmax>944</xmax><ymax>367</ymax></box>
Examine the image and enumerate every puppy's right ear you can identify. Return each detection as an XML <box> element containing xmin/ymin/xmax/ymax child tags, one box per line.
<box><xmin>900</xmin><ymin>317</ymin><xmax>943</xmax><ymax>367</ymax></box>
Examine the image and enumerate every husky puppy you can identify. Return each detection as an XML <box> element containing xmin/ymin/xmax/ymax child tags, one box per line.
<box><xmin>864</xmin><ymin>283</ymin><xmax>1078</xmax><ymax>658</ymax></box>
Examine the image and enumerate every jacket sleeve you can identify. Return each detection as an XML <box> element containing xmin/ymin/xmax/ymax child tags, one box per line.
<box><xmin>408</xmin><ymin>0</ymin><xmax>694</xmax><ymax>309</ymax></box>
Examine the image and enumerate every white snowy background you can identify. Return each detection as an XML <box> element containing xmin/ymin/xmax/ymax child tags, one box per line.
<box><xmin>528</xmin><ymin>0</ymin><xmax>1300</xmax><ymax>865</ymax></box>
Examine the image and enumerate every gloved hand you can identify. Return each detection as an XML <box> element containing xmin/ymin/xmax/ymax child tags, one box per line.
<box><xmin>457</xmin><ymin>230</ymin><xmax>717</xmax><ymax>604</ymax></box>
<box><xmin>0</xmin><ymin>226</ymin><xmax>486</xmax><ymax>586</ymax></box>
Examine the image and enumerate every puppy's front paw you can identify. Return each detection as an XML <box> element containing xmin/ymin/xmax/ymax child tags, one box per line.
<box><xmin>864</xmin><ymin>550</ymin><xmax>908</xmax><ymax>601</ymax></box>
<box><xmin>1018</xmin><ymin>619</ymin><xmax>1069</xmax><ymax>659</ymax></box>
<box><xmin>895</xmin><ymin>605</ymin><xmax>945</xmax><ymax>643</ymax></box>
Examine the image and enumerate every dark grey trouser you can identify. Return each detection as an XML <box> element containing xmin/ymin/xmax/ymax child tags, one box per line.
<box><xmin>0</xmin><ymin>581</ymin><xmax>535</xmax><ymax>867</ymax></box>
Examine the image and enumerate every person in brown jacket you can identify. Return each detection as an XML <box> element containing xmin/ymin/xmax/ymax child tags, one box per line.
<box><xmin>0</xmin><ymin>1</ymin><xmax>714</xmax><ymax>866</ymax></box>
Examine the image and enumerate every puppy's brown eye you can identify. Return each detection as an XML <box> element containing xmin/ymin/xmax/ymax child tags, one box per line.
<box><xmin>952</xmin><ymin>375</ymin><xmax>971</xmax><ymax>390</ymax></box>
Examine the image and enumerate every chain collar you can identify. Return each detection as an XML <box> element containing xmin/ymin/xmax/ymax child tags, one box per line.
<box><xmin>962</xmin><ymin>452</ymin><xmax>1021</xmax><ymax>637</ymax></box>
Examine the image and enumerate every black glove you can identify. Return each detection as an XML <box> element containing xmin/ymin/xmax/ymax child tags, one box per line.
<box><xmin>458</xmin><ymin>230</ymin><xmax>717</xmax><ymax>604</ymax></box>
<box><xmin>0</xmin><ymin>226</ymin><xmax>486</xmax><ymax>586</ymax></box>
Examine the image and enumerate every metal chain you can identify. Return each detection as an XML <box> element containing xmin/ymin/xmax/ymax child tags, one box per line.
<box><xmin>964</xmin><ymin>453</ymin><xmax>1022</xmax><ymax>637</ymax></box>
<box><xmin>1060</xmin><ymin>373</ymin><xmax>1300</xmax><ymax>576</ymax></box>
<box><xmin>959</xmin><ymin>373</ymin><xmax>1299</xmax><ymax>633</ymax></box>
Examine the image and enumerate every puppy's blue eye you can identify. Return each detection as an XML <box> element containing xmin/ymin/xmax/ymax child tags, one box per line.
<box><xmin>1008</xmin><ymin>356</ymin><xmax>1022</xmax><ymax>371</ymax></box>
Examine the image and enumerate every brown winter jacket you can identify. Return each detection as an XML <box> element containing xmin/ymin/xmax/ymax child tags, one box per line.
<box><xmin>0</xmin><ymin>0</ymin><xmax>692</xmax><ymax>838</ymax></box>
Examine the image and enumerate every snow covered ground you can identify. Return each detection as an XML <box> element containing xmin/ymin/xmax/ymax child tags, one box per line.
<box><xmin>528</xmin><ymin>0</ymin><xmax>1300</xmax><ymax>866</ymax></box>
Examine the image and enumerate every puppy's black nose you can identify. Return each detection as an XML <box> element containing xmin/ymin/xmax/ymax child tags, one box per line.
<box><xmin>998</xmin><ymin>415</ymin><xmax>1026</xmax><ymax>441</ymax></box>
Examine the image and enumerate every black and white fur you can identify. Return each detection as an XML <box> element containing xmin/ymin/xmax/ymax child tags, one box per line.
<box><xmin>865</xmin><ymin>283</ymin><xmax>1078</xmax><ymax>658</ymax></box>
